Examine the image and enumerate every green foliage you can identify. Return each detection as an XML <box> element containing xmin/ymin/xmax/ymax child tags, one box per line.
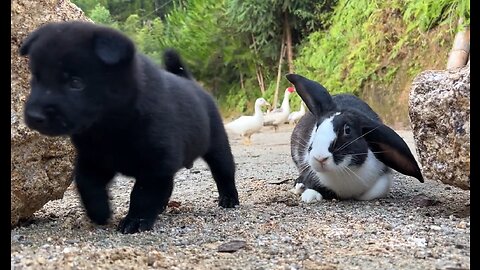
<box><xmin>383</xmin><ymin>67</ymin><xmax>399</xmax><ymax>84</ymax></box>
<box><xmin>105</xmin><ymin>0</ymin><xmax>157</xmax><ymax>22</ymax></box>
<box><xmin>160</xmin><ymin>0</ymin><xmax>241</xmax><ymax>93</ymax></box>
<box><xmin>295</xmin><ymin>0</ymin><xmax>470</xmax><ymax>95</ymax></box>
<box><xmin>72</xmin><ymin>0</ymin><xmax>108</xmax><ymax>14</ymax></box>
<box><xmin>73</xmin><ymin>0</ymin><xmax>336</xmax><ymax>116</ymax></box>
<box><xmin>294</xmin><ymin>0</ymin><xmax>381</xmax><ymax>95</ymax></box>
<box><xmin>89</xmin><ymin>4</ymin><xmax>116</xmax><ymax>26</ymax></box>
<box><xmin>225</xmin><ymin>0</ymin><xmax>336</xmax><ymax>66</ymax></box>
<box><xmin>137</xmin><ymin>18</ymin><xmax>165</xmax><ymax>62</ymax></box>
<box><xmin>73</xmin><ymin>0</ymin><xmax>469</xmax><ymax>118</ymax></box>
<box><xmin>221</xmin><ymin>0</ymin><xmax>336</xmax><ymax>113</ymax></box>
<box><xmin>73</xmin><ymin>0</ymin><xmax>174</xmax><ymax>23</ymax></box>
<box><xmin>403</xmin><ymin>0</ymin><xmax>470</xmax><ymax>32</ymax></box>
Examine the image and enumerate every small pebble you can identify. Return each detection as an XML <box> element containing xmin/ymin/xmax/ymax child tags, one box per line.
<box><xmin>457</xmin><ymin>221</ymin><xmax>467</xmax><ymax>229</ymax></box>
<box><xmin>9</xmin><ymin>128</ymin><xmax>469</xmax><ymax>269</ymax></box>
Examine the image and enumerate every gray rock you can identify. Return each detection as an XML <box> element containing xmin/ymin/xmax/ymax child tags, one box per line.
<box><xmin>11</xmin><ymin>0</ymin><xmax>90</xmax><ymax>227</ymax></box>
<box><xmin>408</xmin><ymin>63</ymin><xmax>470</xmax><ymax>190</ymax></box>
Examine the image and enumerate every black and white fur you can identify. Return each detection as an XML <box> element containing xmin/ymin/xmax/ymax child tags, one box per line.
<box><xmin>286</xmin><ymin>74</ymin><xmax>423</xmax><ymax>203</ymax></box>
<box><xmin>20</xmin><ymin>21</ymin><xmax>239</xmax><ymax>234</ymax></box>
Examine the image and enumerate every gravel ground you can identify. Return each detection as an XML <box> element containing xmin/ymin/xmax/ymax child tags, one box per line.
<box><xmin>11</xmin><ymin>125</ymin><xmax>470</xmax><ymax>269</ymax></box>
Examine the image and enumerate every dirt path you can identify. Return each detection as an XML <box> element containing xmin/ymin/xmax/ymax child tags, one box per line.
<box><xmin>11</xmin><ymin>125</ymin><xmax>470</xmax><ymax>269</ymax></box>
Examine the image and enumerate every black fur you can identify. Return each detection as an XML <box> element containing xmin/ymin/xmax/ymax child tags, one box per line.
<box><xmin>292</xmin><ymin>107</ymin><xmax>375</xmax><ymax>171</ymax></box>
<box><xmin>20</xmin><ymin>21</ymin><xmax>239</xmax><ymax>233</ymax></box>
<box><xmin>163</xmin><ymin>48</ymin><xmax>193</xmax><ymax>79</ymax></box>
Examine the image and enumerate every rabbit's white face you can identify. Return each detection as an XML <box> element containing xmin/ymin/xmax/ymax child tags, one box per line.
<box><xmin>306</xmin><ymin>112</ymin><xmax>351</xmax><ymax>172</ymax></box>
<box><xmin>306</xmin><ymin>111</ymin><xmax>373</xmax><ymax>174</ymax></box>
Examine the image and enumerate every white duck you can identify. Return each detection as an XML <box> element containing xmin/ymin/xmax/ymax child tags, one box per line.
<box><xmin>288</xmin><ymin>101</ymin><xmax>306</xmax><ymax>125</ymax></box>
<box><xmin>263</xmin><ymin>87</ymin><xmax>295</xmax><ymax>131</ymax></box>
<box><xmin>225</xmin><ymin>97</ymin><xmax>270</xmax><ymax>145</ymax></box>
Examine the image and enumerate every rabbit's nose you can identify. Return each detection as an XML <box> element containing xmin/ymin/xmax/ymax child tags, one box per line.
<box><xmin>314</xmin><ymin>156</ymin><xmax>329</xmax><ymax>164</ymax></box>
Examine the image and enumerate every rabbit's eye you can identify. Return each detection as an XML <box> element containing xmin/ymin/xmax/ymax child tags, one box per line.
<box><xmin>308</xmin><ymin>145</ymin><xmax>312</xmax><ymax>152</ymax></box>
<box><xmin>343</xmin><ymin>124</ymin><xmax>351</xmax><ymax>135</ymax></box>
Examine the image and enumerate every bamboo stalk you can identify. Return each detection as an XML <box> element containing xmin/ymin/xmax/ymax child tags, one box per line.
<box><xmin>284</xmin><ymin>11</ymin><xmax>294</xmax><ymax>73</ymax></box>
<box><xmin>255</xmin><ymin>67</ymin><xmax>265</xmax><ymax>95</ymax></box>
<box><xmin>240</xmin><ymin>72</ymin><xmax>244</xmax><ymax>89</ymax></box>
<box><xmin>273</xmin><ymin>42</ymin><xmax>286</xmax><ymax>109</ymax></box>
<box><xmin>251</xmin><ymin>34</ymin><xmax>265</xmax><ymax>95</ymax></box>
<box><xmin>446</xmin><ymin>18</ymin><xmax>470</xmax><ymax>69</ymax></box>
<box><xmin>259</xmin><ymin>68</ymin><xmax>265</xmax><ymax>94</ymax></box>
<box><xmin>255</xmin><ymin>68</ymin><xmax>261</xmax><ymax>92</ymax></box>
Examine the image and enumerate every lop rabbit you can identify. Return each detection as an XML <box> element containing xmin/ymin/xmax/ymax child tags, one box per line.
<box><xmin>286</xmin><ymin>74</ymin><xmax>423</xmax><ymax>203</ymax></box>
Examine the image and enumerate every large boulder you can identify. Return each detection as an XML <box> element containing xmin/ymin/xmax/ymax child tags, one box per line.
<box><xmin>408</xmin><ymin>63</ymin><xmax>470</xmax><ymax>190</ymax></box>
<box><xmin>11</xmin><ymin>0</ymin><xmax>90</xmax><ymax>227</ymax></box>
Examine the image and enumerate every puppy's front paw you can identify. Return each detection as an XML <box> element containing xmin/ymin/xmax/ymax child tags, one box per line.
<box><xmin>85</xmin><ymin>204</ymin><xmax>111</xmax><ymax>225</ymax></box>
<box><xmin>117</xmin><ymin>216</ymin><xmax>156</xmax><ymax>234</ymax></box>
<box><xmin>218</xmin><ymin>195</ymin><xmax>239</xmax><ymax>208</ymax></box>
<box><xmin>301</xmin><ymin>189</ymin><xmax>323</xmax><ymax>203</ymax></box>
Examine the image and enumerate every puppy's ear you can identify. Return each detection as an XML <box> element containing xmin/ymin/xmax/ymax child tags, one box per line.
<box><xmin>20</xmin><ymin>22</ymin><xmax>62</xmax><ymax>56</ymax></box>
<box><xmin>19</xmin><ymin>33</ymin><xmax>37</xmax><ymax>56</ymax></box>
<box><xmin>19</xmin><ymin>23</ymin><xmax>55</xmax><ymax>56</ymax></box>
<box><xmin>93</xmin><ymin>30</ymin><xmax>135</xmax><ymax>65</ymax></box>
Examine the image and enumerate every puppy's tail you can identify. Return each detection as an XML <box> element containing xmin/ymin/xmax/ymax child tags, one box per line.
<box><xmin>163</xmin><ymin>48</ymin><xmax>193</xmax><ymax>80</ymax></box>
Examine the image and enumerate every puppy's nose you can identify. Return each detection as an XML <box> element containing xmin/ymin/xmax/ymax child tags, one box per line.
<box><xmin>26</xmin><ymin>110</ymin><xmax>47</xmax><ymax>124</ymax></box>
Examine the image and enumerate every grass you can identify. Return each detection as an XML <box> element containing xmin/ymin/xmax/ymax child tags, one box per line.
<box><xmin>295</xmin><ymin>0</ymin><xmax>469</xmax><ymax>95</ymax></box>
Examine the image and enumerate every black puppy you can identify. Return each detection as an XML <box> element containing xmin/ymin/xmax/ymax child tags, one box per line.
<box><xmin>162</xmin><ymin>48</ymin><xmax>194</xmax><ymax>79</ymax></box>
<box><xmin>20</xmin><ymin>21</ymin><xmax>239</xmax><ymax>234</ymax></box>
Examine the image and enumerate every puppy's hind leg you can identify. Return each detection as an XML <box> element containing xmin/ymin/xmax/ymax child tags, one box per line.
<box><xmin>117</xmin><ymin>173</ymin><xmax>174</xmax><ymax>234</ymax></box>
<box><xmin>74</xmin><ymin>156</ymin><xmax>115</xmax><ymax>226</ymax></box>
<box><xmin>203</xmin><ymin>148</ymin><xmax>239</xmax><ymax>207</ymax></box>
<box><xmin>203</xmin><ymin>127</ymin><xmax>239</xmax><ymax>208</ymax></box>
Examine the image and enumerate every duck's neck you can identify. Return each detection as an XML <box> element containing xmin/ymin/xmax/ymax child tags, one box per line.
<box><xmin>281</xmin><ymin>92</ymin><xmax>290</xmax><ymax>110</ymax></box>
<box><xmin>254</xmin><ymin>104</ymin><xmax>264</xmax><ymax>118</ymax></box>
<box><xmin>300</xmin><ymin>102</ymin><xmax>305</xmax><ymax>113</ymax></box>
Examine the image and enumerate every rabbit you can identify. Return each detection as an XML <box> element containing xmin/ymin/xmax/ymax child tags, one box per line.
<box><xmin>285</xmin><ymin>74</ymin><xmax>424</xmax><ymax>203</ymax></box>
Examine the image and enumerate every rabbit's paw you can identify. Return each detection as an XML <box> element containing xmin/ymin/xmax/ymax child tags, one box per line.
<box><xmin>290</xmin><ymin>183</ymin><xmax>306</xmax><ymax>195</ymax></box>
<box><xmin>301</xmin><ymin>189</ymin><xmax>323</xmax><ymax>203</ymax></box>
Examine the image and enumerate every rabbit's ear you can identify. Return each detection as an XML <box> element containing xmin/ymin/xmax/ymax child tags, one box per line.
<box><xmin>360</xmin><ymin>117</ymin><xmax>424</xmax><ymax>182</ymax></box>
<box><xmin>285</xmin><ymin>74</ymin><xmax>336</xmax><ymax>118</ymax></box>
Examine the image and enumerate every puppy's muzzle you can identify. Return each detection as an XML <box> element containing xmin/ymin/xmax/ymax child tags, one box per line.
<box><xmin>24</xmin><ymin>105</ymin><xmax>67</xmax><ymax>136</ymax></box>
<box><xmin>25</xmin><ymin>108</ymin><xmax>47</xmax><ymax>126</ymax></box>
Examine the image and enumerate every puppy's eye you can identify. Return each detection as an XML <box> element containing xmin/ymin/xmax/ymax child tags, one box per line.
<box><xmin>344</xmin><ymin>124</ymin><xmax>351</xmax><ymax>135</ymax></box>
<box><xmin>69</xmin><ymin>77</ymin><xmax>85</xmax><ymax>91</ymax></box>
